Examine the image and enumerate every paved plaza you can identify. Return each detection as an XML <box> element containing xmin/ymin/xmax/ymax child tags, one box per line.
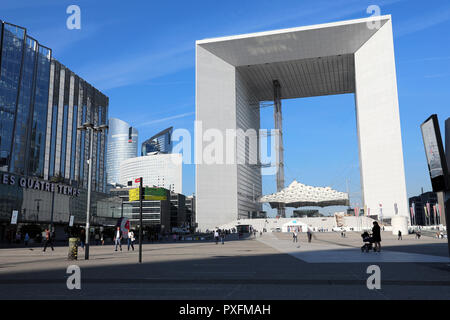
<box><xmin>0</xmin><ymin>232</ymin><xmax>448</xmax><ymax>300</ymax></box>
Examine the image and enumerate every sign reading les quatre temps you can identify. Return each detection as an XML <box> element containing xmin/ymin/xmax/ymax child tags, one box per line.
<box><xmin>0</xmin><ymin>173</ymin><xmax>81</xmax><ymax>197</ymax></box>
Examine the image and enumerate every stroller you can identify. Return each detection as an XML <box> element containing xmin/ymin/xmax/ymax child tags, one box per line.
<box><xmin>361</xmin><ymin>231</ymin><xmax>376</xmax><ymax>252</ymax></box>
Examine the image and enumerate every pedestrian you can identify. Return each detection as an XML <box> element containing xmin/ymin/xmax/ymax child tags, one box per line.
<box><xmin>307</xmin><ymin>229</ymin><xmax>312</xmax><ymax>243</ymax></box>
<box><xmin>128</xmin><ymin>230</ymin><xmax>135</xmax><ymax>251</ymax></box>
<box><xmin>293</xmin><ymin>230</ymin><xmax>298</xmax><ymax>243</ymax></box>
<box><xmin>221</xmin><ymin>231</ymin><xmax>225</xmax><ymax>245</ymax></box>
<box><xmin>416</xmin><ymin>230</ymin><xmax>421</xmax><ymax>239</ymax></box>
<box><xmin>214</xmin><ymin>230</ymin><xmax>219</xmax><ymax>244</ymax></box>
<box><xmin>398</xmin><ymin>230</ymin><xmax>402</xmax><ymax>240</ymax></box>
<box><xmin>79</xmin><ymin>229</ymin><xmax>85</xmax><ymax>250</ymax></box>
<box><xmin>43</xmin><ymin>228</ymin><xmax>54</xmax><ymax>252</ymax></box>
<box><xmin>114</xmin><ymin>226</ymin><xmax>123</xmax><ymax>251</ymax></box>
<box><xmin>372</xmin><ymin>221</ymin><xmax>382</xmax><ymax>252</ymax></box>
<box><xmin>100</xmin><ymin>233</ymin><xmax>104</xmax><ymax>246</ymax></box>
<box><xmin>24</xmin><ymin>233</ymin><xmax>30</xmax><ymax>246</ymax></box>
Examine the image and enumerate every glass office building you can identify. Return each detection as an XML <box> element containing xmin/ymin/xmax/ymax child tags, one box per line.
<box><xmin>43</xmin><ymin>60</ymin><xmax>109</xmax><ymax>193</ymax></box>
<box><xmin>0</xmin><ymin>21</ymin><xmax>115</xmax><ymax>242</ymax></box>
<box><xmin>141</xmin><ymin>127</ymin><xmax>173</xmax><ymax>155</ymax></box>
<box><xmin>0</xmin><ymin>21</ymin><xmax>52</xmax><ymax>176</ymax></box>
<box><xmin>106</xmin><ymin>118</ymin><xmax>138</xmax><ymax>185</ymax></box>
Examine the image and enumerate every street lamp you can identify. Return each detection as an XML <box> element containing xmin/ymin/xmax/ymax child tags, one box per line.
<box><xmin>77</xmin><ymin>122</ymin><xmax>108</xmax><ymax>260</ymax></box>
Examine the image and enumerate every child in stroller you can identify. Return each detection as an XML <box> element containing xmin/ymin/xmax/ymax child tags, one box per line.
<box><xmin>361</xmin><ymin>231</ymin><xmax>376</xmax><ymax>252</ymax></box>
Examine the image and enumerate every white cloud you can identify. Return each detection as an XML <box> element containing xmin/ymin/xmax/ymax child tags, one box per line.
<box><xmin>136</xmin><ymin>112</ymin><xmax>195</xmax><ymax>127</ymax></box>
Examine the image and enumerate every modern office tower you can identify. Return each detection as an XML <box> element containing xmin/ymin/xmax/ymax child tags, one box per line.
<box><xmin>141</xmin><ymin>127</ymin><xmax>173</xmax><ymax>155</ymax></box>
<box><xmin>0</xmin><ymin>20</ymin><xmax>114</xmax><ymax>235</ymax></box>
<box><xmin>119</xmin><ymin>153</ymin><xmax>182</xmax><ymax>193</ymax></box>
<box><xmin>106</xmin><ymin>118</ymin><xmax>138</xmax><ymax>185</ymax></box>
<box><xmin>43</xmin><ymin>59</ymin><xmax>109</xmax><ymax>192</ymax></box>
<box><xmin>0</xmin><ymin>21</ymin><xmax>52</xmax><ymax>176</ymax></box>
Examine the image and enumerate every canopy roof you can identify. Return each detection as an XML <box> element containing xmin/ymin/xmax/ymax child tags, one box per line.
<box><xmin>259</xmin><ymin>180</ymin><xmax>349</xmax><ymax>208</ymax></box>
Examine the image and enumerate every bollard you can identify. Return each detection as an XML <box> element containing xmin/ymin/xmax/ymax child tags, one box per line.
<box><xmin>68</xmin><ymin>237</ymin><xmax>79</xmax><ymax>260</ymax></box>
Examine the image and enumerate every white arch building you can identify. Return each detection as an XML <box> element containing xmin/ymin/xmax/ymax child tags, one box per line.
<box><xmin>195</xmin><ymin>16</ymin><xmax>408</xmax><ymax>230</ymax></box>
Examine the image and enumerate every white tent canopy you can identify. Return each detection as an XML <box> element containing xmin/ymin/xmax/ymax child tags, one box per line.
<box><xmin>259</xmin><ymin>180</ymin><xmax>349</xmax><ymax>209</ymax></box>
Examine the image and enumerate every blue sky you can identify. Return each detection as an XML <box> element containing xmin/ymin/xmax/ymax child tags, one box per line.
<box><xmin>2</xmin><ymin>0</ymin><xmax>449</xmax><ymax>216</ymax></box>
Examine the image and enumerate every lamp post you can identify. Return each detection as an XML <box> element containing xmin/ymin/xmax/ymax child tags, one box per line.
<box><xmin>77</xmin><ymin>122</ymin><xmax>108</xmax><ymax>260</ymax></box>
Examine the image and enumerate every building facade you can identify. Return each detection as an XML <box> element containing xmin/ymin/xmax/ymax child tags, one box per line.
<box><xmin>106</xmin><ymin>118</ymin><xmax>138</xmax><ymax>185</ymax></box>
<box><xmin>110</xmin><ymin>187</ymin><xmax>188</xmax><ymax>232</ymax></box>
<box><xmin>141</xmin><ymin>127</ymin><xmax>173</xmax><ymax>155</ymax></box>
<box><xmin>0</xmin><ymin>21</ymin><xmax>52</xmax><ymax>177</ymax></box>
<box><xmin>43</xmin><ymin>59</ymin><xmax>109</xmax><ymax>193</ymax></box>
<box><xmin>0</xmin><ymin>21</ymin><xmax>115</xmax><ymax>241</ymax></box>
<box><xmin>119</xmin><ymin>153</ymin><xmax>182</xmax><ymax>193</ymax></box>
<box><xmin>185</xmin><ymin>195</ymin><xmax>196</xmax><ymax>229</ymax></box>
<box><xmin>409</xmin><ymin>192</ymin><xmax>440</xmax><ymax>226</ymax></box>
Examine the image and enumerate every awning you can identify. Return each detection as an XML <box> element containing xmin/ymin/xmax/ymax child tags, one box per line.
<box><xmin>259</xmin><ymin>180</ymin><xmax>349</xmax><ymax>208</ymax></box>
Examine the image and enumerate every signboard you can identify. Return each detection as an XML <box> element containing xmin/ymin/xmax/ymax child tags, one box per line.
<box><xmin>129</xmin><ymin>188</ymin><xmax>140</xmax><ymax>201</ymax></box>
<box><xmin>421</xmin><ymin>115</ymin><xmax>449</xmax><ymax>192</ymax></box>
<box><xmin>69</xmin><ymin>215</ymin><xmax>75</xmax><ymax>227</ymax></box>
<box><xmin>11</xmin><ymin>210</ymin><xmax>18</xmax><ymax>224</ymax></box>
<box><xmin>143</xmin><ymin>187</ymin><xmax>167</xmax><ymax>200</ymax></box>
<box><xmin>129</xmin><ymin>187</ymin><xmax>167</xmax><ymax>201</ymax></box>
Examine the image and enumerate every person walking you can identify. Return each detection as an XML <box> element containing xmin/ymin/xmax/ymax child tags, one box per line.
<box><xmin>114</xmin><ymin>226</ymin><xmax>123</xmax><ymax>251</ymax></box>
<box><xmin>24</xmin><ymin>233</ymin><xmax>30</xmax><ymax>246</ymax></box>
<box><xmin>79</xmin><ymin>229</ymin><xmax>85</xmax><ymax>251</ymax></box>
<box><xmin>43</xmin><ymin>228</ymin><xmax>54</xmax><ymax>252</ymax></box>
<box><xmin>100</xmin><ymin>233</ymin><xmax>104</xmax><ymax>246</ymax></box>
<box><xmin>221</xmin><ymin>231</ymin><xmax>225</xmax><ymax>245</ymax></box>
<box><xmin>128</xmin><ymin>230</ymin><xmax>135</xmax><ymax>251</ymax></box>
<box><xmin>214</xmin><ymin>230</ymin><xmax>219</xmax><ymax>244</ymax></box>
<box><xmin>293</xmin><ymin>230</ymin><xmax>298</xmax><ymax>243</ymax></box>
<box><xmin>398</xmin><ymin>230</ymin><xmax>402</xmax><ymax>240</ymax></box>
<box><xmin>372</xmin><ymin>221</ymin><xmax>382</xmax><ymax>252</ymax></box>
<box><xmin>307</xmin><ymin>229</ymin><xmax>312</xmax><ymax>243</ymax></box>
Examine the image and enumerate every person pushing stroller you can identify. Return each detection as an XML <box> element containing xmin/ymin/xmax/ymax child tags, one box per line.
<box><xmin>361</xmin><ymin>231</ymin><xmax>376</xmax><ymax>252</ymax></box>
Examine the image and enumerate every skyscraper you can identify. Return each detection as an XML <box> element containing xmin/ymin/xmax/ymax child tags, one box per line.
<box><xmin>0</xmin><ymin>21</ymin><xmax>52</xmax><ymax>177</ymax></box>
<box><xmin>0</xmin><ymin>20</ymin><xmax>113</xmax><ymax>231</ymax></box>
<box><xmin>141</xmin><ymin>127</ymin><xmax>173</xmax><ymax>155</ymax></box>
<box><xmin>119</xmin><ymin>153</ymin><xmax>182</xmax><ymax>193</ymax></box>
<box><xmin>43</xmin><ymin>60</ymin><xmax>108</xmax><ymax>192</ymax></box>
<box><xmin>106</xmin><ymin>118</ymin><xmax>138</xmax><ymax>185</ymax></box>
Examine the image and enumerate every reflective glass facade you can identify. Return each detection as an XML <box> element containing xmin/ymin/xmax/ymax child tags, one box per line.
<box><xmin>106</xmin><ymin>118</ymin><xmax>138</xmax><ymax>185</ymax></box>
<box><xmin>0</xmin><ymin>22</ymin><xmax>51</xmax><ymax>177</ymax></box>
<box><xmin>141</xmin><ymin>127</ymin><xmax>173</xmax><ymax>155</ymax></box>
<box><xmin>0</xmin><ymin>21</ymin><xmax>113</xmax><ymax>233</ymax></box>
<box><xmin>43</xmin><ymin>60</ymin><xmax>109</xmax><ymax>193</ymax></box>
